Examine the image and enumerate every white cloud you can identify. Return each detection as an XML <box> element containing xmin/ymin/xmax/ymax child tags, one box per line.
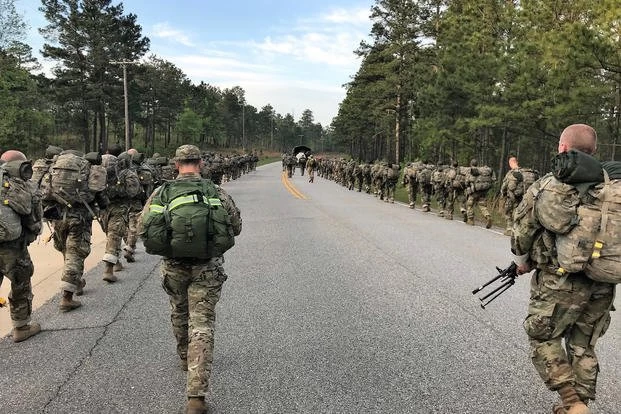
<box><xmin>150</xmin><ymin>22</ymin><xmax>194</xmax><ymax>47</ymax></box>
<box><xmin>320</xmin><ymin>7</ymin><xmax>371</xmax><ymax>25</ymax></box>
<box><xmin>150</xmin><ymin>5</ymin><xmax>371</xmax><ymax>125</ymax></box>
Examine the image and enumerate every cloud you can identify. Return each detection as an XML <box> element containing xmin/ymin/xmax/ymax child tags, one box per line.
<box><xmin>320</xmin><ymin>7</ymin><xmax>371</xmax><ymax>25</ymax></box>
<box><xmin>150</xmin><ymin>22</ymin><xmax>194</xmax><ymax>47</ymax></box>
<box><xmin>150</xmin><ymin>5</ymin><xmax>371</xmax><ymax>124</ymax></box>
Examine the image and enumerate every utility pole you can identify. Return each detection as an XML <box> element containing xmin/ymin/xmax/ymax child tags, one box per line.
<box><xmin>110</xmin><ymin>60</ymin><xmax>139</xmax><ymax>151</ymax></box>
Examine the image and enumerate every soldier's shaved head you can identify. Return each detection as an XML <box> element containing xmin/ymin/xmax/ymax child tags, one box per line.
<box><xmin>1</xmin><ymin>150</ymin><xmax>27</xmax><ymax>162</ymax></box>
<box><xmin>127</xmin><ymin>148</ymin><xmax>138</xmax><ymax>156</ymax></box>
<box><xmin>558</xmin><ymin>124</ymin><xmax>597</xmax><ymax>154</ymax></box>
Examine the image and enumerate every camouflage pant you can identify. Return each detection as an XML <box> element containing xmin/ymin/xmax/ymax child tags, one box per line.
<box><xmin>419</xmin><ymin>183</ymin><xmax>433</xmax><ymax>209</ymax></box>
<box><xmin>406</xmin><ymin>182</ymin><xmax>418</xmax><ymax>206</ymax></box>
<box><xmin>52</xmin><ymin>216</ymin><xmax>92</xmax><ymax>293</ymax></box>
<box><xmin>123</xmin><ymin>200</ymin><xmax>143</xmax><ymax>253</ymax></box>
<box><xmin>446</xmin><ymin>188</ymin><xmax>467</xmax><ymax>217</ymax></box>
<box><xmin>101</xmin><ymin>203</ymin><xmax>129</xmax><ymax>264</ymax></box>
<box><xmin>0</xmin><ymin>244</ymin><xmax>34</xmax><ymax>327</ymax></box>
<box><xmin>466</xmin><ymin>190</ymin><xmax>490</xmax><ymax>220</ymax></box>
<box><xmin>161</xmin><ymin>259</ymin><xmax>226</xmax><ymax>397</ymax></box>
<box><xmin>503</xmin><ymin>197</ymin><xmax>517</xmax><ymax>229</ymax></box>
<box><xmin>524</xmin><ymin>270</ymin><xmax>615</xmax><ymax>401</ymax></box>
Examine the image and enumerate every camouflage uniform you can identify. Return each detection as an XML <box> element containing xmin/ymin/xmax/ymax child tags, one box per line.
<box><xmin>0</xmin><ymin>170</ymin><xmax>42</xmax><ymax>329</ymax></box>
<box><xmin>511</xmin><ymin>175</ymin><xmax>615</xmax><ymax>404</ymax></box>
<box><xmin>52</xmin><ymin>209</ymin><xmax>94</xmax><ymax>293</ymax></box>
<box><xmin>465</xmin><ymin>162</ymin><xmax>493</xmax><ymax>227</ymax></box>
<box><xmin>101</xmin><ymin>202</ymin><xmax>129</xmax><ymax>265</ymax></box>
<box><xmin>148</xmin><ymin>145</ymin><xmax>242</xmax><ymax>400</ymax></box>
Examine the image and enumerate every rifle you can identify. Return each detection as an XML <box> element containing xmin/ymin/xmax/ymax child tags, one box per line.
<box><xmin>472</xmin><ymin>262</ymin><xmax>518</xmax><ymax>309</ymax></box>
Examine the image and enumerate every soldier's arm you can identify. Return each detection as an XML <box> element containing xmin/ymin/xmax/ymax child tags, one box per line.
<box><xmin>217</xmin><ymin>186</ymin><xmax>242</xmax><ymax>236</ymax></box>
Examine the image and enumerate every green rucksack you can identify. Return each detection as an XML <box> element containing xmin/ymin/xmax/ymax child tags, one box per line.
<box><xmin>141</xmin><ymin>178</ymin><xmax>235</xmax><ymax>259</ymax></box>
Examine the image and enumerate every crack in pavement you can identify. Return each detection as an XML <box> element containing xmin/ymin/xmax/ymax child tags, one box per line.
<box><xmin>42</xmin><ymin>258</ymin><xmax>161</xmax><ymax>412</ymax></box>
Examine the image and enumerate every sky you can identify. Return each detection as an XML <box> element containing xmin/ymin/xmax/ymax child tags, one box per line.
<box><xmin>16</xmin><ymin>0</ymin><xmax>375</xmax><ymax>126</ymax></box>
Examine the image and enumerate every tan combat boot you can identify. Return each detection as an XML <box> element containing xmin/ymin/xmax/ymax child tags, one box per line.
<box><xmin>558</xmin><ymin>385</ymin><xmax>591</xmax><ymax>414</ymax></box>
<box><xmin>12</xmin><ymin>322</ymin><xmax>41</xmax><ymax>343</ymax></box>
<box><xmin>124</xmin><ymin>250</ymin><xmax>135</xmax><ymax>263</ymax></box>
<box><xmin>76</xmin><ymin>278</ymin><xmax>86</xmax><ymax>296</ymax></box>
<box><xmin>485</xmin><ymin>215</ymin><xmax>492</xmax><ymax>229</ymax></box>
<box><xmin>102</xmin><ymin>262</ymin><xmax>117</xmax><ymax>283</ymax></box>
<box><xmin>60</xmin><ymin>291</ymin><xmax>81</xmax><ymax>312</ymax></box>
<box><xmin>186</xmin><ymin>397</ymin><xmax>207</xmax><ymax>414</ymax></box>
<box><xmin>466</xmin><ymin>218</ymin><xmax>475</xmax><ymax>226</ymax></box>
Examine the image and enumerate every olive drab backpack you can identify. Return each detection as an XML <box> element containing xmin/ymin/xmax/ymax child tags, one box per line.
<box><xmin>0</xmin><ymin>163</ymin><xmax>34</xmax><ymax>241</ymax></box>
<box><xmin>555</xmin><ymin>171</ymin><xmax>621</xmax><ymax>284</ymax></box>
<box><xmin>470</xmin><ymin>166</ymin><xmax>493</xmax><ymax>191</ymax></box>
<box><xmin>40</xmin><ymin>152</ymin><xmax>106</xmax><ymax>206</ymax></box>
<box><xmin>511</xmin><ymin>168</ymin><xmax>539</xmax><ymax>198</ymax></box>
<box><xmin>141</xmin><ymin>179</ymin><xmax>235</xmax><ymax>259</ymax></box>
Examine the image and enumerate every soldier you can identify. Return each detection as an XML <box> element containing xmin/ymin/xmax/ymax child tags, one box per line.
<box><xmin>100</xmin><ymin>154</ymin><xmax>140</xmax><ymax>283</ymax></box>
<box><xmin>416</xmin><ymin>161</ymin><xmax>434</xmax><ymax>212</ymax></box>
<box><xmin>286</xmin><ymin>154</ymin><xmax>296</xmax><ymax>178</ymax></box>
<box><xmin>465</xmin><ymin>159</ymin><xmax>494</xmax><ymax>228</ymax></box>
<box><xmin>0</xmin><ymin>150</ymin><xmax>43</xmax><ymax>342</ymax></box>
<box><xmin>43</xmin><ymin>150</ymin><xmax>109</xmax><ymax>311</ymax></box>
<box><xmin>122</xmin><ymin>148</ymin><xmax>147</xmax><ymax>264</ymax></box>
<box><xmin>384</xmin><ymin>163</ymin><xmax>400</xmax><ymax>203</ymax></box>
<box><xmin>361</xmin><ymin>162</ymin><xmax>372</xmax><ymax>194</ymax></box>
<box><xmin>306</xmin><ymin>155</ymin><xmax>317</xmax><ymax>183</ymax></box>
<box><xmin>142</xmin><ymin>145</ymin><xmax>242</xmax><ymax>414</ymax></box>
<box><xmin>432</xmin><ymin>165</ymin><xmax>448</xmax><ymax>217</ymax></box>
<box><xmin>402</xmin><ymin>162</ymin><xmax>418</xmax><ymax>208</ymax></box>
<box><xmin>500</xmin><ymin>156</ymin><xmax>539</xmax><ymax>236</ymax></box>
<box><xmin>511</xmin><ymin>124</ymin><xmax>614</xmax><ymax>414</ymax></box>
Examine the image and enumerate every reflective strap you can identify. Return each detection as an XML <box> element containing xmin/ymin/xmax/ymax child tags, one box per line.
<box><xmin>208</xmin><ymin>198</ymin><xmax>222</xmax><ymax>206</ymax></box>
<box><xmin>591</xmin><ymin>240</ymin><xmax>604</xmax><ymax>259</ymax></box>
<box><xmin>555</xmin><ymin>267</ymin><xmax>567</xmax><ymax>276</ymax></box>
<box><xmin>149</xmin><ymin>204</ymin><xmax>164</xmax><ymax>213</ymax></box>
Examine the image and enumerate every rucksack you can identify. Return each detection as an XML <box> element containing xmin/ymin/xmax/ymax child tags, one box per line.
<box><xmin>141</xmin><ymin>179</ymin><xmax>235</xmax><ymax>259</ymax></box>
<box><xmin>31</xmin><ymin>158</ymin><xmax>54</xmax><ymax>186</ymax></box>
<box><xmin>40</xmin><ymin>153</ymin><xmax>106</xmax><ymax>206</ymax></box>
<box><xmin>511</xmin><ymin>168</ymin><xmax>539</xmax><ymax>198</ymax></box>
<box><xmin>136</xmin><ymin>164</ymin><xmax>155</xmax><ymax>196</ymax></box>
<box><xmin>107</xmin><ymin>168</ymin><xmax>142</xmax><ymax>200</ymax></box>
<box><xmin>0</xmin><ymin>165</ymin><xmax>33</xmax><ymax>241</ymax></box>
<box><xmin>555</xmin><ymin>171</ymin><xmax>621</xmax><ymax>284</ymax></box>
<box><xmin>416</xmin><ymin>165</ymin><xmax>432</xmax><ymax>184</ymax></box>
<box><xmin>471</xmin><ymin>166</ymin><xmax>493</xmax><ymax>191</ymax></box>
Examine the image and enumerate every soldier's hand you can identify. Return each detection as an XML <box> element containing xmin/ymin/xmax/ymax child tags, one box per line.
<box><xmin>516</xmin><ymin>263</ymin><xmax>532</xmax><ymax>275</ymax></box>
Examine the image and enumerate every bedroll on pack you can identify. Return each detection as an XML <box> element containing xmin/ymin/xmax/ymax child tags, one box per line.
<box><xmin>40</xmin><ymin>153</ymin><xmax>104</xmax><ymax>206</ymax></box>
<box><xmin>0</xmin><ymin>171</ymin><xmax>33</xmax><ymax>241</ymax></box>
<box><xmin>556</xmin><ymin>172</ymin><xmax>621</xmax><ymax>284</ymax></box>
<box><xmin>141</xmin><ymin>179</ymin><xmax>235</xmax><ymax>259</ymax></box>
<box><xmin>471</xmin><ymin>166</ymin><xmax>493</xmax><ymax>191</ymax></box>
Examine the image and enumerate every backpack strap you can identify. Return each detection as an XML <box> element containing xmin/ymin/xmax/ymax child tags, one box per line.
<box><xmin>591</xmin><ymin>170</ymin><xmax>611</xmax><ymax>262</ymax></box>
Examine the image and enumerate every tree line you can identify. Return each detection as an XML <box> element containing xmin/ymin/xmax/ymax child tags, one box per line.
<box><xmin>2</xmin><ymin>0</ymin><xmax>619</xmax><ymax>179</ymax></box>
<box><xmin>0</xmin><ymin>0</ymin><xmax>326</xmax><ymax>157</ymax></box>
<box><xmin>332</xmin><ymin>0</ymin><xmax>621</xmax><ymax>180</ymax></box>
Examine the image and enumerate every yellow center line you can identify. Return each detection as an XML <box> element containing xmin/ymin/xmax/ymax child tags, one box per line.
<box><xmin>281</xmin><ymin>172</ymin><xmax>308</xmax><ymax>199</ymax></box>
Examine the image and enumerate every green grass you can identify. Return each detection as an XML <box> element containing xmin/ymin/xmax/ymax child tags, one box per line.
<box><xmin>257</xmin><ymin>156</ymin><xmax>281</xmax><ymax>167</ymax></box>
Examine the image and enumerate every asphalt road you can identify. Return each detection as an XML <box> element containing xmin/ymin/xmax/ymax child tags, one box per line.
<box><xmin>1</xmin><ymin>161</ymin><xmax>619</xmax><ymax>414</ymax></box>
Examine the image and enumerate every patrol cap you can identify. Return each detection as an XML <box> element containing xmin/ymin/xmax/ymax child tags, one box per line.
<box><xmin>175</xmin><ymin>144</ymin><xmax>202</xmax><ymax>161</ymax></box>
